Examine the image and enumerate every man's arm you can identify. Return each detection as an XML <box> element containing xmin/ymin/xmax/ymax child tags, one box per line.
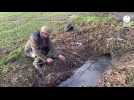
<box><xmin>30</xmin><ymin>36</ymin><xmax>48</xmax><ymax>61</ymax></box>
<box><xmin>47</xmin><ymin>39</ymin><xmax>66</xmax><ymax>61</ymax></box>
<box><xmin>31</xmin><ymin>47</ymin><xmax>48</xmax><ymax>60</ymax></box>
<box><xmin>47</xmin><ymin>40</ymin><xmax>59</xmax><ymax>59</ymax></box>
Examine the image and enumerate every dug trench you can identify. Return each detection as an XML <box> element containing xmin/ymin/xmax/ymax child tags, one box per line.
<box><xmin>58</xmin><ymin>54</ymin><xmax>112</xmax><ymax>87</ymax></box>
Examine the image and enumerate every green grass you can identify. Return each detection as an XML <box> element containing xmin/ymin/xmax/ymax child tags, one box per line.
<box><xmin>73</xmin><ymin>15</ymin><xmax>113</xmax><ymax>24</ymax></box>
<box><xmin>0</xmin><ymin>47</ymin><xmax>23</xmax><ymax>74</ymax></box>
<box><xmin>0</xmin><ymin>47</ymin><xmax>23</xmax><ymax>66</ymax></box>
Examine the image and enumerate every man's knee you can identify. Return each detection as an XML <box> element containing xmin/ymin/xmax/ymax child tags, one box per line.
<box><xmin>24</xmin><ymin>41</ymin><xmax>32</xmax><ymax>56</ymax></box>
<box><xmin>33</xmin><ymin>57</ymin><xmax>44</xmax><ymax>69</ymax></box>
<box><xmin>24</xmin><ymin>48</ymin><xmax>33</xmax><ymax>57</ymax></box>
<box><xmin>24</xmin><ymin>42</ymin><xmax>33</xmax><ymax>58</ymax></box>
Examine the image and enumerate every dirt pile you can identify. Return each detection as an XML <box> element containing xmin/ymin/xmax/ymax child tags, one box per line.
<box><xmin>99</xmin><ymin>51</ymin><xmax>134</xmax><ymax>87</ymax></box>
<box><xmin>54</xmin><ymin>21</ymin><xmax>134</xmax><ymax>58</ymax></box>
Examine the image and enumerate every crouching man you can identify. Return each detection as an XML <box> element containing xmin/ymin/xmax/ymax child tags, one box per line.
<box><xmin>24</xmin><ymin>26</ymin><xmax>65</xmax><ymax>69</ymax></box>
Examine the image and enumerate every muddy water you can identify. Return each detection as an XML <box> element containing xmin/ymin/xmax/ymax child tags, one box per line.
<box><xmin>58</xmin><ymin>55</ymin><xmax>112</xmax><ymax>87</ymax></box>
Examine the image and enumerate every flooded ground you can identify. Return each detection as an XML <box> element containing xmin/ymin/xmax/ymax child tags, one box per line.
<box><xmin>58</xmin><ymin>55</ymin><xmax>112</xmax><ymax>87</ymax></box>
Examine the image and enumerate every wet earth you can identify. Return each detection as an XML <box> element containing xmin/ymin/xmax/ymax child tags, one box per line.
<box><xmin>58</xmin><ymin>55</ymin><xmax>112</xmax><ymax>87</ymax></box>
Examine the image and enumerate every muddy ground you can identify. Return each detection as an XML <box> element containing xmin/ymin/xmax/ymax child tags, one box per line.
<box><xmin>99</xmin><ymin>50</ymin><xmax>134</xmax><ymax>87</ymax></box>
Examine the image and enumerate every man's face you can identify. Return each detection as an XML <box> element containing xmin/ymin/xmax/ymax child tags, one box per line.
<box><xmin>41</xmin><ymin>31</ymin><xmax>49</xmax><ymax>38</ymax></box>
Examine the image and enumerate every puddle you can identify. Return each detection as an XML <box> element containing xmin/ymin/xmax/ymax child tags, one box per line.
<box><xmin>58</xmin><ymin>55</ymin><xmax>112</xmax><ymax>87</ymax></box>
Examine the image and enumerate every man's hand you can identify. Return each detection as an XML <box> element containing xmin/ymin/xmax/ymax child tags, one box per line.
<box><xmin>46</xmin><ymin>58</ymin><xmax>54</xmax><ymax>64</ymax></box>
<box><xmin>31</xmin><ymin>53</ymin><xmax>36</xmax><ymax>58</ymax></box>
<box><xmin>58</xmin><ymin>54</ymin><xmax>65</xmax><ymax>61</ymax></box>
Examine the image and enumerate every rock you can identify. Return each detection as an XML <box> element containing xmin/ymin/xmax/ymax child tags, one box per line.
<box><xmin>64</xmin><ymin>22</ymin><xmax>79</xmax><ymax>32</ymax></box>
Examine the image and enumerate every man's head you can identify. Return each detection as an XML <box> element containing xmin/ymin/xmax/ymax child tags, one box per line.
<box><xmin>40</xmin><ymin>26</ymin><xmax>52</xmax><ymax>38</ymax></box>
